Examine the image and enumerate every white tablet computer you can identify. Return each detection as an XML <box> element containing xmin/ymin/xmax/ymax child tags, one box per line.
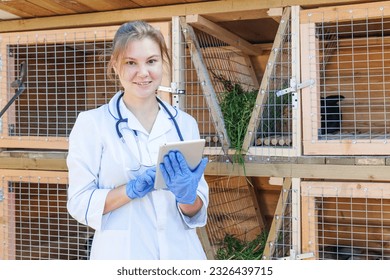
<box><xmin>154</xmin><ymin>139</ymin><xmax>206</xmax><ymax>189</ymax></box>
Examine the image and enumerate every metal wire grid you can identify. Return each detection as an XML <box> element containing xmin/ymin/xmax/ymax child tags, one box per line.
<box><xmin>254</xmin><ymin>18</ymin><xmax>294</xmax><ymax>152</ymax></box>
<box><xmin>0</xmin><ymin>28</ymin><xmax>119</xmax><ymax>145</ymax></box>
<box><xmin>303</xmin><ymin>182</ymin><xmax>390</xmax><ymax>260</ymax></box>
<box><xmin>308</xmin><ymin>8</ymin><xmax>390</xmax><ymax>142</ymax></box>
<box><xmin>0</xmin><ymin>175</ymin><xmax>93</xmax><ymax>260</ymax></box>
<box><xmin>179</xmin><ymin>27</ymin><xmax>258</xmax><ymax>150</ymax></box>
<box><xmin>205</xmin><ymin>176</ymin><xmax>262</xmax><ymax>257</ymax></box>
<box><xmin>265</xmin><ymin>185</ymin><xmax>295</xmax><ymax>260</ymax></box>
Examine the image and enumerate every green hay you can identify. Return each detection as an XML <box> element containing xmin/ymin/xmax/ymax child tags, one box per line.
<box><xmin>215</xmin><ymin>231</ymin><xmax>268</xmax><ymax>260</ymax></box>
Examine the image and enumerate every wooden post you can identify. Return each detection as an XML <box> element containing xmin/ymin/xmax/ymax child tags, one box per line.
<box><xmin>262</xmin><ymin>177</ymin><xmax>292</xmax><ymax>259</ymax></box>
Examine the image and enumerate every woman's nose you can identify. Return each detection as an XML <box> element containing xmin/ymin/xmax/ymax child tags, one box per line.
<box><xmin>137</xmin><ymin>64</ymin><xmax>149</xmax><ymax>77</ymax></box>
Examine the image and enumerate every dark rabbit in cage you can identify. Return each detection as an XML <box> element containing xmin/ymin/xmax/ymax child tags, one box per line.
<box><xmin>320</xmin><ymin>94</ymin><xmax>345</xmax><ymax>135</ymax></box>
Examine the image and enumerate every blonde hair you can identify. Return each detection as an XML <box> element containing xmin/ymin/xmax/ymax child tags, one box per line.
<box><xmin>107</xmin><ymin>21</ymin><xmax>171</xmax><ymax>80</ymax></box>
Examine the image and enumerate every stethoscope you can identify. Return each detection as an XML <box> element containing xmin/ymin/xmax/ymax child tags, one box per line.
<box><xmin>113</xmin><ymin>91</ymin><xmax>184</xmax><ymax>142</ymax></box>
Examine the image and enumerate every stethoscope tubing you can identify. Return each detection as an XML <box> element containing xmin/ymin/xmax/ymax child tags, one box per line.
<box><xmin>113</xmin><ymin>91</ymin><xmax>184</xmax><ymax>142</ymax></box>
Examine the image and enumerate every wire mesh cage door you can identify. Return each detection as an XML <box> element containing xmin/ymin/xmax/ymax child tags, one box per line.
<box><xmin>0</xmin><ymin>170</ymin><xmax>94</xmax><ymax>260</ymax></box>
<box><xmin>301</xmin><ymin>2</ymin><xmax>390</xmax><ymax>155</ymax></box>
<box><xmin>243</xmin><ymin>6</ymin><xmax>301</xmax><ymax>162</ymax></box>
<box><xmin>302</xmin><ymin>181</ymin><xmax>390</xmax><ymax>260</ymax></box>
<box><xmin>262</xmin><ymin>177</ymin><xmax>301</xmax><ymax>260</ymax></box>
<box><xmin>177</xmin><ymin>16</ymin><xmax>261</xmax><ymax>156</ymax></box>
<box><xmin>0</xmin><ymin>26</ymin><xmax>123</xmax><ymax>149</ymax></box>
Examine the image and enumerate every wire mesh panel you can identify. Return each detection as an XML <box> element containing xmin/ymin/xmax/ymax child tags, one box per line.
<box><xmin>0</xmin><ymin>170</ymin><xmax>93</xmax><ymax>260</ymax></box>
<box><xmin>244</xmin><ymin>7</ymin><xmax>301</xmax><ymax>161</ymax></box>
<box><xmin>178</xmin><ymin>18</ymin><xmax>259</xmax><ymax>155</ymax></box>
<box><xmin>204</xmin><ymin>175</ymin><xmax>262</xmax><ymax>258</ymax></box>
<box><xmin>301</xmin><ymin>2</ymin><xmax>390</xmax><ymax>155</ymax></box>
<box><xmin>0</xmin><ymin>26</ymin><xmax>119</xmax><ymax>149</ymax></box>
<box><xmin>0</xmin><ymin>22</ymin><xmax>170</xmax><ymax>149</ymax></box>
<box><xmin>302</xmin><ymin>181</ymin><xmax>390</xmax><ymax>260</ymax></box>
<box><xmin>262</xmin><ymin>177</ymin><xmax>300</xmax><ymax>260</ymax></box>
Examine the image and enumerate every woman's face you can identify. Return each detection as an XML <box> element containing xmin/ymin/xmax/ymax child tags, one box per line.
<box><xmin>115</xmin><ymin>37</ymin><xmax>163</xmax><ymax>99</ymax></box>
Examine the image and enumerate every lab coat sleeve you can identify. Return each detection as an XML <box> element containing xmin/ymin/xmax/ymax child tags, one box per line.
<box><xmin>67</xmin><ymin>111</ymin><xmax>110</xmax><ymax>231</ymax></box>
<box><xmin>178</xmin><ymin>175</ymin><xmax>208</xmax><ymax>228</ymax></box>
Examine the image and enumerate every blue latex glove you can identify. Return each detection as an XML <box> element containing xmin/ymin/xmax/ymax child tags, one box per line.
<box><xmin>160</xmin><ymin>150</ymin><xmax>208</xmax><ymax>204</ymax></box>
<box><xmin>126</xmin><ymin>167</ymin><xmax>156</xmax><ymax>199</ymax></box>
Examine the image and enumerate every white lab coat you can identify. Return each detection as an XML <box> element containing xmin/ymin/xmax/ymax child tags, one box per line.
<box><xmin>67</xmin><ymin>91</ymin><xmax>208</xmax><ymax>260</ymax></box>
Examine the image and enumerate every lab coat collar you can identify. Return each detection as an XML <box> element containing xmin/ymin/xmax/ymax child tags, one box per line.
<box><xmin>107</xmin><ymin>91</ymin><xmax>178</xmax><ymax>141</ymax></box>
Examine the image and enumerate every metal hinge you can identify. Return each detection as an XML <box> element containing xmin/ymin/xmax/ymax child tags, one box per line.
<box><xmin>276</xmin><ymin>78</ymin><xmax>314</xmax><ymax>97</ymax></box>
<box><xmin>0</xmin><ymin>189</ymin><xmax>4</xmax><ymax>202</ymax></box>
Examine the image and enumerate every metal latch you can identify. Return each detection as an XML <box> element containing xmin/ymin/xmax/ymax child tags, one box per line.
<box><xmin>278</xmin><ymin>249</ymin><xmax>315</xmax><ymax>260</ymax></box>
<box><xmin>158</xmin><ymin>82</ymin><xmax>185</xmax><ymax>94</ymax></box>
<box><xmin>276</xmin><ymin>78</ymin><xmax>314</xmax><ymax>97</ymax></box>
<box><xmin>158</xmin><ymin>82</ymin><xmax>185</xmax><ymax>108</ymax></box>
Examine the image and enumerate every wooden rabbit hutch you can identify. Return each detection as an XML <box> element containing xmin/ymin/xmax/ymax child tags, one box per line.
<box><xmin>0</xmin><ymin>170</ymin><xmax>93</xmax><ymax>260</ymax></box>
<box><xmin>1</xmin><ymin>0</ymin><xmax>390</xmax><ymax>261</ymax></box>
<box><xmin>301</xmin><ymin>1</ymin><xmax>390</xmax><ymax>155</ymax></box>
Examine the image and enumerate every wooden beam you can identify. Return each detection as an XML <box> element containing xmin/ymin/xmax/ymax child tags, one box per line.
<box><xmin>0</xmin><ymin>0</ymin><xmax>380</xmax><ymax>32</ymax></box>
<box><xmin>205</xmin><ymin>161</ymin><xmax>390</xmax><ymax>181</ymax></box>
<box><xmin>186</xmin><ymin>14</ymin><xmax>261</xmax><ymax>56</ymax></box>
<box><xmin>262</xmin><ymin>177</ymin><xmax>292</xmax><ymax>259</ymax></box>
<box><xmin>180</xmin><ymin>17</ymin><xmax>230</xmax><ymax>152</ymax></box>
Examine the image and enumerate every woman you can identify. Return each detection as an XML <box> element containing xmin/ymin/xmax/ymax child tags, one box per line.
<box><xmin>67</xmin><ymin>21</ymin><xmax>209</xmax><ymax>260</ymax></box>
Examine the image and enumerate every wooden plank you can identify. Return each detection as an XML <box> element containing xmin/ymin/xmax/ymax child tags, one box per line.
<box><xmin>301</xmin><ymin>0</ymin><xmax>390</xmax><ymax>24</ymax></box>
<box><xmin>300</xmin><ymin>22</ymin><xmax>320</xmax><ymax>152</ymax></box>
<box><xmin>27</xmin><ymin>0</ymin><xmax>84</xmax><ymax>14</ymax></box>
<box><xmin>205</xmin><ymin>161</ymin><xmax>390</xmax><ymax>180</ymax></box>
<box><xmin>0</xmin><ymin>157</ymin><xmax>68</xmax><ymax>171</ymax></box>
<box><xmin>196</xmin><ymin>227</ymin><xmax>215</xmax><ymax>260</ymax></box>
<box><xmin>242</xmin><ymin>7</ymin><xmax>291</xmax><ymax>152</ymax></box>
<box><xmin>0</xmin><ymin>1</ymin><xmax>54</xmax><ymax>18</ymax></box>
<box><xmin>262</xmin><ymin>177</ymin><xmax>292</xmax><ymax>259</ymax></box>
<box><xmin>73</xmin><ymin>0</ymin><xmax>139</xmax><ymax>11</ymax></box>
<box><xmin>303</xmin><ymin>141</ymin><xmax>390</xmax><ymax>155</ymax></box>
<box><xmin>180</xmin><ymin>17</ymin><xmax>230</xmax><ymax>152</ymax></box>
<box><xmin>246</xmin><ymin>177</ymin><xmax>266</xmax><ymax>230</ymax></box>
<box><xmin>186</xmin><ymin>14</ymin><xmax>262</xmax><ymax>56</ymax></box>
<box><xmin>301</xmin><ymin>194</ymin><xmax>317</xmax><ymax>259</ymax></box>
<box><xmin>0</xmin><ymin>170</ymin><xmax>68</xmax><ymax>184</ymax></box>
<box><xmin>0</xmin><ymin>0</ymin><xmax>375</xmax><ymax>32</ymax></box>
<box><xmin>301</xmin><ymin>181</ymin><xmax>390</xmax><ymax>198</ymax></box>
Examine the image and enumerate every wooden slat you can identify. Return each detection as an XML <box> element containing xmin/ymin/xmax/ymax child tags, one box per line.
<box><xmin>0</xmin><ymin>170</ymin><xmax>68</xmax><ymax>184</ymax></box>
<box><xmin>27</xmin><ymin>0</ymin><xmax>84</xmax><ymax>14</ymax></box>
<box><xmin>0</xmin><ymin>1</ymin><xmax>57</xmax><ymax>18</ymax></box>
<box><xmin>301</xmin><ymin>194</ymin><xmax>317</xmax><ymax>259</ymax></box>
<box><xmin>180</xmin><ymin>17</ymin><xmax>230</xmax><ymax>152</ymax></box>
<box><xmin>301</xmin><ymin>0</ymin><xmax>390</xmax><ymax>24</ymax></box>
<box><xmin>301</xmin><ymin>181</ymin><xmax>390</xmax><ymax>198</ymax></box>
<box><xmin>0</xmin><ymin>0</ymin><xmax>375</xmax><ymax>33</ymax></box>
<box><xmin>196</xmin><ymin>227</ymin><xmax>215</xmax><ymax>260</ymax></box>
<box><xmin>262</xmin><ymin>177</ymin><xmax>292</xmax><ymax>259</ymax></box>
<box><xmin>186</xmin><ymin>14</ymin><xmax>262</xmax><ymax>56</ymax></box>
<box><xmin>205</xmin><ymin>161</ymin><xmax>390</xmax><ymax>180</ymax></box>
<box><xmin>73</xmin><ymin>0</ymin><xmax>140</xmax><ymax>11</ymax></box>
